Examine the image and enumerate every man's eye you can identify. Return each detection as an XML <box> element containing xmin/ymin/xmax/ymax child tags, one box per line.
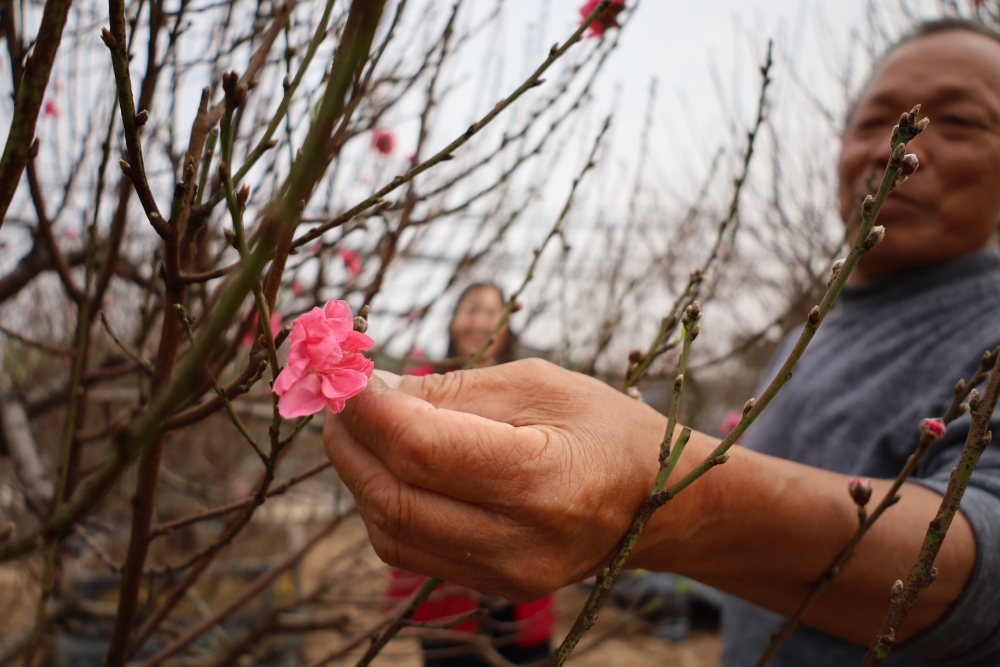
<box><xmin>855</xmin><ymin>117</ymin><xmax>889</xmax><ymax>131</ymax></box>
<box><xmin>942</xmin><ymin>115</ymin><xmax>978</xmax><ymax>128</ymax></box>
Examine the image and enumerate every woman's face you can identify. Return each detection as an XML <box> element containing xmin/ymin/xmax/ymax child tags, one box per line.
<box><xmin>838</xmin><ymin>31</ymin><xmax>1000</xmax><ymax>282</ymax></box>
<box><xmin>450</xmin><ymin>287</ymin><xmax>509</xmax><ymax>361</ymax></box>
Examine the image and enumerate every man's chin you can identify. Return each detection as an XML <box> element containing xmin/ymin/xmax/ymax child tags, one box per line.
<box><xmin>854</xmin><ymin>238</ymin><xmax>947</xmax><ymax>281</ymax></box>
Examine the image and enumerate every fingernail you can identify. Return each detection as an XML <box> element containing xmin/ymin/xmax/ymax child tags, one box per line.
<box><xmin>373</xmin><ymin>369</ymin><xmax>402</xmax><ymax>389</ymax></box>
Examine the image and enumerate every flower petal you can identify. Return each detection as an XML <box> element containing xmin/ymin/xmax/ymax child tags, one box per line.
<box><xmin>319</xmin><ymin>368</ymin><xmax>369</xmax><ymax>402</ymax></box>
<box><xmin>272</xmin><ymin>359</ymin><xmax>308</xmax><ymax>395</ymax></box>
<box><xmin>277</xmin><ymin>372</ymin><xmax>327</xmax><ymax>418</ymax></box>
<box><xmin>342</xmin><ymin>331</ymin><xmax>375</xmax><ymax>353</ymax></box>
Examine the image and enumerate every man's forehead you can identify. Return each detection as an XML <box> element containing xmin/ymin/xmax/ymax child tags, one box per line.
<box><xmin>860</xmin><ymin>31</ymin><xmax>1000</xmax><ymax>111</ymax></box>
<box><xmin>862</xmin><ymin>84</ymin><xmax>990</xmax><ymax>110</ymax></box>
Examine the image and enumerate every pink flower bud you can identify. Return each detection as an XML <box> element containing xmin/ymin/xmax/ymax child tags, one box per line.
<box><xmin>371</xmin><ymin>128</ymin><xmax>395</xmax><ymax>155</ymax></box>
<box><xmin>338</xmin><ymin>248</ymin><xmax>362</xmax><ymax>278</ymax></box>
<box><xmin>848</xmin><ymin>477</ymin><xmax>872</xmax><ymax>507</ymax></box>
<box><xmin>900</xmin><ymin>153</ymin><xmax>919</xmax><ymax>176</ymax></box>
<box><xmin>920</xmin><ymin>418</ymin><xmax>945</xmax><ymax>439</ymax></box>
<box><xmin>579</xmin><ymin>0</ymin><xmax>626</xmax><ymax>38</ymax></box>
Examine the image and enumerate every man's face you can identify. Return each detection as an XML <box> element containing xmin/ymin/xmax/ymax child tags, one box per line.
<box><xmin>838</xmin><ymin>31</ymin><xmax>1000</xmax><ymax>281</ymax></box>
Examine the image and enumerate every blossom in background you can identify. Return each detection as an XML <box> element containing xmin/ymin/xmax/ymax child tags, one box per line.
<box><xmin>42</xmin><ymin>99</ymin><xmax>59</xmax><ymax>118</ymax></box>
<box><xmin>718</xmin><ymin>410</ymin><xmax>742</xmax><ymax>437</ymax></box>
<box><xmin>372</xmin><ymin>128</ymin><xmax>395</xmax><ymax>155</ymax></box>
<box><xmin>273</xmin><ymin>300</ymin><xmax>374</xmax><ymax>418</ymax></box>
<box><xmin>338</xmin><ymin>248</ymin><xmax>362</xmax><ymax>278</ymax></box>
<box><xmin>578</xmin><ymin>0</ymin><xmax>625</xmax><ymax>39</ymax></box>
<box><xmin>241</xmin><ymin>311</ymin><xmax>283</xmax><ymax>347</ymax></box>
<box><xmin>291</xmin><ymin>280</ymin><xmax>303</xmax><ymax>298</ymax></box>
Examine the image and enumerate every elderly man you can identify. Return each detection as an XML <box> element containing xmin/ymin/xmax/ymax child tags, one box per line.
<box><xmin>325</xmin><ymin>19</ymin><xmax>1000</xmax><ymax>667</ymax></box>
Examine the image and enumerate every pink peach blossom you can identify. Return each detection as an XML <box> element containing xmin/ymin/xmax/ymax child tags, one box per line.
<box><xmin>718</xmin><ymin>410</ymin><xmax>742</xmax><ymax>436</ymax></box>
<box><xmin>242</xmin><ymin>311</ymin><xmax>283</xmax><ymax>347</ymax></box>
<box><xmin>338</xmin><ymin>248</ymin><xmax>362</xmax><ymax>278</ymax></box>
<box><xmin>273</xmin><ymin>300</ymin><xmax>374</xmax><ymax>418</ymax></box>
<box><xmin>372</xmin><ymin>128</ymin><xmax>395</xmax><ymax>155</ymax></box>
<box><xmin>579</xmin><ymin>0</ymin><xmax>625</xmax><ymax>39</ymax></box>
<box><xmin>42</xmin><ymin>99</ymin><xmax>59</xmax><ymax>118</ymax></box>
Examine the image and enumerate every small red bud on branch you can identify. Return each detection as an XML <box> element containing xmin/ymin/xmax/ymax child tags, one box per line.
<box><xmin>900</xmin><ymin>153</ymin><xmax>919</xmax><ymax>176</ymax></box>
<box><xmin>919</xmin><ymin>418</ymin><xmax>945</xmax><ymax>439</ymax></box>
<box><xmin>848</xmin><ymin>477</ymin><xmax>873</xmax><ymax>507</ymax></box>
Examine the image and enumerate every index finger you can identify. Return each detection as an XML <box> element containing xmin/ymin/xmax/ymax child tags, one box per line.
<box><xmin>334</xmin><ymin>376</ymin><xmax>554</xmax><ymax>504</ymax></box>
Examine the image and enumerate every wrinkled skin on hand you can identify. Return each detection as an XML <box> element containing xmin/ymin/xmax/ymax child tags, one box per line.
<box><xmin>324</xmin><ymin>359</ymin><xmax>684</xmax><ymax>600</ymax></box>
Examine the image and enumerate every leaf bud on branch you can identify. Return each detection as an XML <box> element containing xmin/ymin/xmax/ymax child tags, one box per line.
<box><xmin>135</xmin><ymin>109</ymin><xmax>149</xmax><ymax>127</ymax></box>
<box><xmin>236</xmin><ymin>185</ymin><xmax>251</xmax><ymax>209</ymax></box>
<box><xmin>100</xmin><ymin>27</ymin><xmax>119</xmax><ymax>51</ymax></box>
<box><xmin>807</xmin><ymin>306</ymin><xmax>820</xmax><ymax>325</ymax></box>
<box><xmin>890</xmin><ymin>143</ymin><xmax>906</xmax><ymax>164</ymax></box>
<box><xmin>353</xmin><ymin>305</ymin><xmax>370</xmax><ymax>334</ymax></box>
<box><xmin>681</xmin><ymin>301</ymin><xmax>701</xmax><ymax>327</ymax></box>
<box><xmin>743</xmin><ymin>398</ymin><xmax>755</xmax><ymax>416</ymax></box>
<box><xmin>891</xmin><ymin>579</ymin><xmax>904</xmax><ymax>601</ymax></box>
<box><xmin>863</xmin><ymin>225</ymin><xmax>885</xmax><ymax>250</ymax></box>
<box><xmin>969</xmin><ymin>388</ymin><xmax>982</xmax><ymax>412</ymax></box>
<box><xmin>828</xmin><ymin>259</ymin><xmax>845</xmax><ymax>287</ymax></box>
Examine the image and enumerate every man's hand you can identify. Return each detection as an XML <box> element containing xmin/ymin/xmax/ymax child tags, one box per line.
<box><xmin>324</xmin><ymin>359</ymin><xmax>689</xmax><ymax>600</ymax></box>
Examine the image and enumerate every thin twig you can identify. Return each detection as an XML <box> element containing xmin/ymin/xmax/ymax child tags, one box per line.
<box><xmin>622</xmin><ymin>42</ymin><xmax>773</xmax><ymax>392</ymax></box>
<box><xmin>148</xmin><ymin>459</ymin><xmax>332</xmax><ymax>539</ymax></box>
<box><xmin>0</xmin><ymin>325</ymin><xmax>72</xmax><ymax>356</ymax></box>
<box><xmin>174</xmin><ymin>305</ymin><xmax>267</xmax><ymax>463</ymax></box>
<box><xmin>467</xmin><ymin>115</ymin><xmax>611</xmax><ymax>368</ymax></box>
<box><xmin>100</xmin><ymin>312</ymin><xmax>154</xmax><ymax>376</ymax></box>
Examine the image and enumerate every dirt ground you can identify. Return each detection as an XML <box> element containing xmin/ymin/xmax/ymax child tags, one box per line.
<box><xmin>0</xmin><ymin>514</ymin><xmax>719</xmax><ymax>666</ymax></box>
<box><xmin>301</xmin><ymin>515</ymin><xmax>721</xmax><ymax>667</ymax></box>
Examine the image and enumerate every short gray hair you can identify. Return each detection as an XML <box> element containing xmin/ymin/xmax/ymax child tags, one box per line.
<box><xmin>846</xmin><ymin>18</ymin><xmax>1000</xmax><ymax>126</ymax></box>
